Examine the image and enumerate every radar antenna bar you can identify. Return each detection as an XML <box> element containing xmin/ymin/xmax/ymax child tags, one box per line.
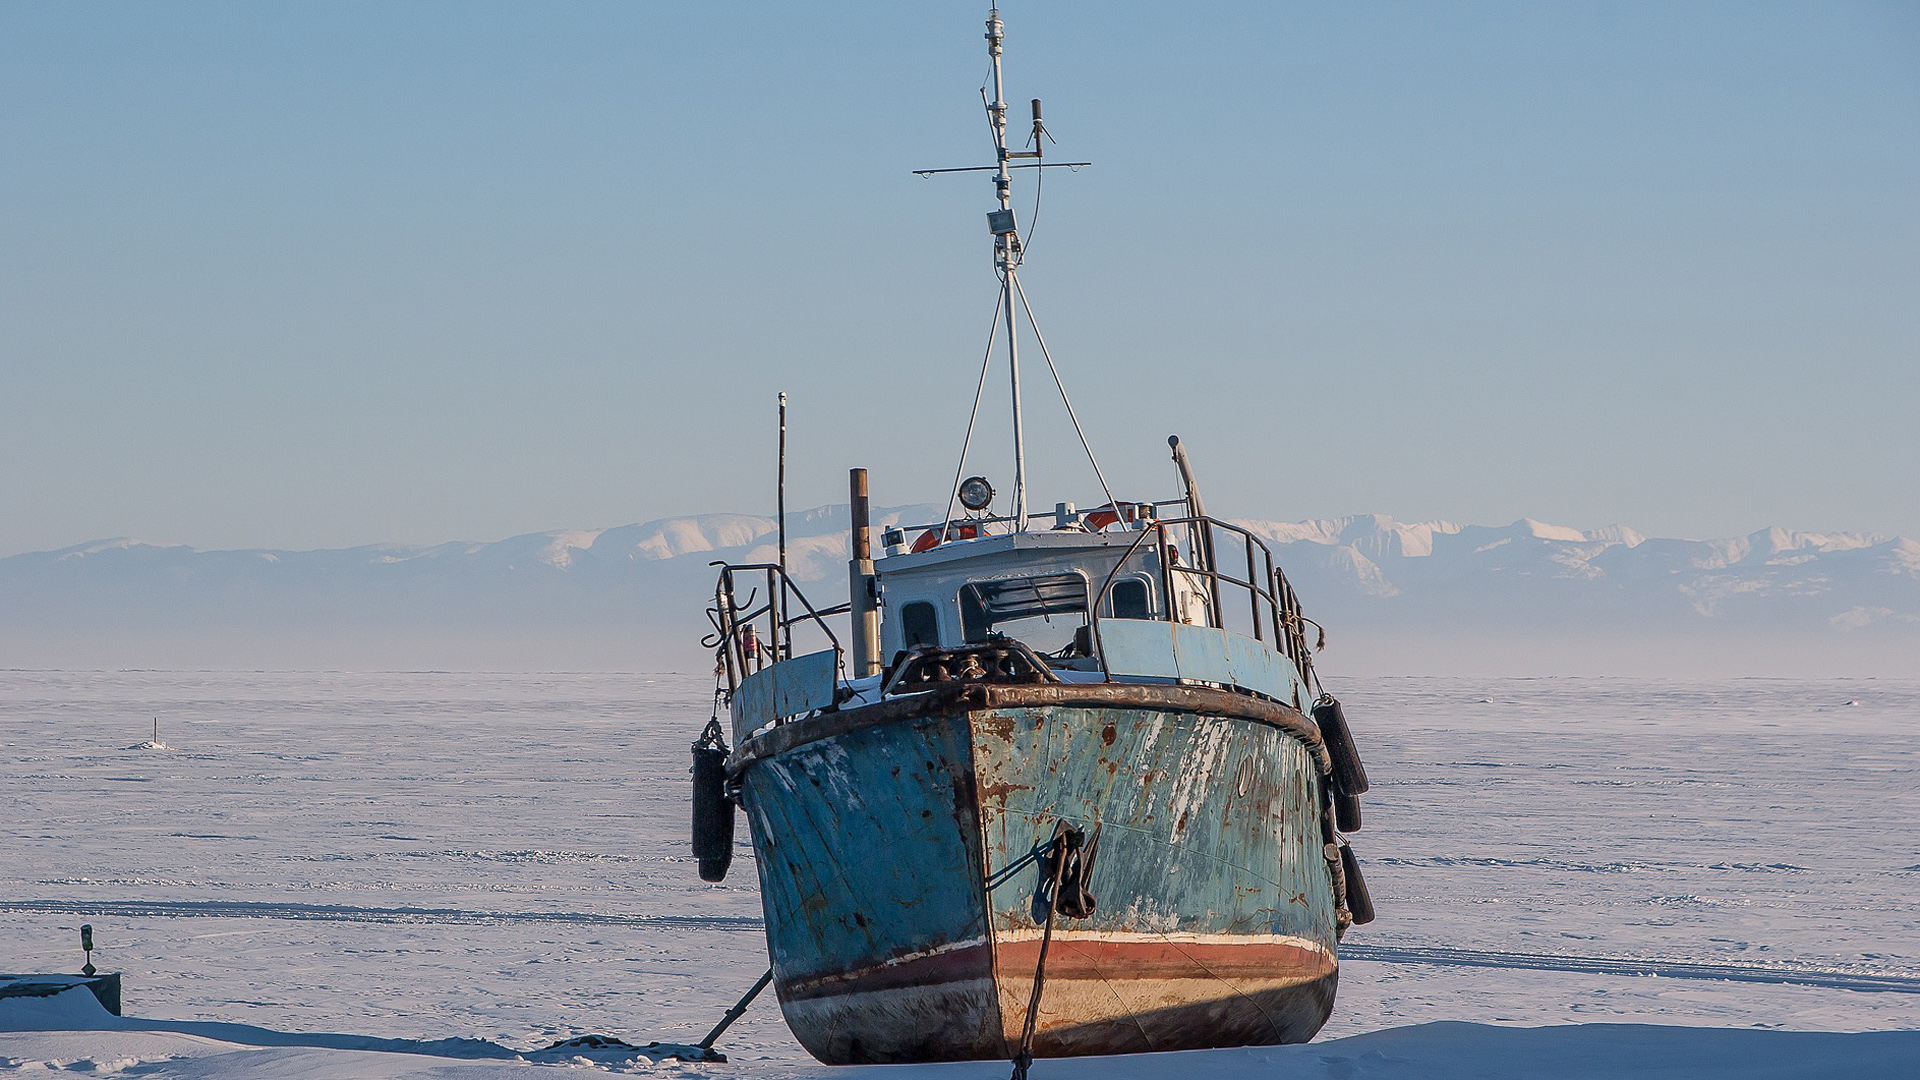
<box><xmin>913</xmin><ymin>162</ymin><xmax>1090</xmax><ymax>177</ymax></box>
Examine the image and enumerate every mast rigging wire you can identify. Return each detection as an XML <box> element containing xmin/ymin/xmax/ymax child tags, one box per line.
<box><xmin>931</xmin><ymin>18</ymin><xmax>1106</xmax><ymax>535</ymax></box>
<box><xmin>1010</xmin><ymin>273</ymin><xmax>1117</xmax><ymax>513</ymax></box>
<box><xmin>1012</xmin><ymin>151</ymin><xmax>1041</xmax><ymax>268</ymax></box>
<box><xmin>1012</xmin><ymin>111</ymin><xmax>1054</xmax><ymax>268</ymax></box>
<box><xmin>939</xmin><ymin>289</ymin><xmax>1007</xmax><ymax>543</ymax></box>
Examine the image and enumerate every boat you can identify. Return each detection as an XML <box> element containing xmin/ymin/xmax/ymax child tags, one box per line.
<box><xmin>689</xmin><ymin>8</ymin><xmax>1374</xmax><ymax>1068</ymax></box>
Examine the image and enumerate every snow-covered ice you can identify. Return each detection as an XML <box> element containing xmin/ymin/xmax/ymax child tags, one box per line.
<box><xmin>2</xmin><ymin>670</ymin><xmax>1916</xmax><ymax>1076</ymax></box>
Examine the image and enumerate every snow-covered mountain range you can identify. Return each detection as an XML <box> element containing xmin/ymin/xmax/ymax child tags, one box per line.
<box><xmin>1232</xmin><ymin>514</ymin><xmax>1920</xmax><ymax>633</ymax></box>
<box><xmin>4</xmin><ymin>507</ymin><xmax>1916</xmax><ymax>673</ymax></box>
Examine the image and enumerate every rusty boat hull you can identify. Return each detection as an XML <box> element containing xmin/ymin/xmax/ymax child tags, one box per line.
<box><xmin>733</xmin><ymin>682</ymin><xmax>1341</xmax><ymax>1065</ymax></box>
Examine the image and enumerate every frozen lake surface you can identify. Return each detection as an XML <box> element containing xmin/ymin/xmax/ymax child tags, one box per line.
<box><xmin>3</xmin><ymin>670</ymin><xmax>1917</xmax><ymax>1076</ymax></box>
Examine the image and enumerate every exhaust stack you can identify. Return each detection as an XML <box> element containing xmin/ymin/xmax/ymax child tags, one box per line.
<box><xmin>848</xmin><ymin>468</ymin><xmax>883</xmax><ymax>677</ymax></box>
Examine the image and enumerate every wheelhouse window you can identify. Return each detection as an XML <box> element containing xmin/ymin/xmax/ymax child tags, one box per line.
<box><xmin>958</xmin><ymin>572</ymin><xmax>1089</xmax><ymax>652</ymax></box>
<box><xmin>899</xmin><ymin>601</ymin><xmax>941</xmax><ymax>649</ymax></box>
<box><xmin>1110</xmin><ymin>577</ymin><xmax>1153</xmax><ymax>620</ymax></box>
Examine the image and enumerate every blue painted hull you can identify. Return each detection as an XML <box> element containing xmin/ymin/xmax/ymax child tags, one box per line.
<box><xmin>736</xmin><ymin>684</ymin><xmax>1340</xmax><ymax>1064</ymax></box>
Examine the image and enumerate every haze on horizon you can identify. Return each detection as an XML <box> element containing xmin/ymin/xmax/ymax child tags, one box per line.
<box><xmin>3</xmin><ymin>1</ymin><xmax>1916</xmax><ymax>559</ymax></box>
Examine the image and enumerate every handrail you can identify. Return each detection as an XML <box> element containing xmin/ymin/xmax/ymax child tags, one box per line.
<box><xmin>710</xmin><ymin>561</ymin><xmax>845</xmax><ymax>697</ymax></box>
<box><xmin>891</xmin><ymin>499</ymin><xmax>1188</xmax><ymax>550</ymax></box>
<box><xmin>1088</xmin><ymin>515</ymin><xmax>1313</xmax><ymax>686</ymax></box>
<box><xmin>1178</xmin><ymin>517</ymin><xmax>1315</xmax><ymax>671</ymax></box>
<box><xmin>1167</xmin><ymin>518</ymin><xmax>1281</xmax><ymax>640</ymax></box>
<box><xmin>707</xmin><ymin>515</ymin><xmax>1313</xmax><ymax>702</ymax></box>
<box><xmin>1087</xmin><ymin>519</ymin><xmax>1165</xmax><ymax>674</ymax></box>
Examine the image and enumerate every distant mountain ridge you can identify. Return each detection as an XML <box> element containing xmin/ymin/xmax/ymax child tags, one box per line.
<box><xmin>4</xmin><ymin>507</ymin><xmax>1916</xmax><ymax>672</ymax></box>
<box><xmin>1227</xmin><ymin>514</ymin><xmax>1918</xmax><ymax>634</ymax></box>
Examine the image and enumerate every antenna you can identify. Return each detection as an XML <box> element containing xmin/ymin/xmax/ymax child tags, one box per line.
<box><xmin>776</xmin><ymin>391</ymin><xmax>790</xmax><ymax>660</ymax></box>
<box><xmin>914</xmin><ymin>8</ymin><xmax>1092</xmax><ymax>534</ymax></box>
<box><xmin>987</xmin><ymin>8</ymin><xmax>1028</xmax><ymax>529</ymax></box>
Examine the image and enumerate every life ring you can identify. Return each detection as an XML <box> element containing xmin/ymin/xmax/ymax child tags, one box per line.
<box><xmin>1082</xmin><ymin>502</ymin><xmax>1142</xmax><ymax>531</ymax></box>
<box><xmin>911</xmin><ymin>522</ymin><xmax>980</xmax><ymax>553</ymax></box>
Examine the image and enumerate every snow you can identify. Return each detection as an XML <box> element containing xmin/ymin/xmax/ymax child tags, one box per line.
<box><xmin>1516</xmin><ymin>518</ymin><xmax>1590</xmax><ymax>543</ymax></box>
<box><xmin>625</xmin><ymin>515</ymin><xmax>780</xmax><ymax>561</ymax></box>
<box><xmin>535</xmin><ymin>531</ymin><xmax>609</xmax><ymax>571</ymax></box>
<box><xmin>1583</xmin><ymin>525</ymin><xmax>1646</xmax><ymax>549</ymax></box>
<box><xmin>2</xmin><ymin>670</ymin><xmax>1917</xmax><ymax>1077</ymax></box>
<box><xmin>8</xmin><ymin>1002</ymin><xmax>1920</xmax><ymax>1079</ymax></box>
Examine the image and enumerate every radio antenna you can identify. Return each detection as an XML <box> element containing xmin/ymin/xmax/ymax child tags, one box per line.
<box><xmin>914</xmin><ymin>8</ymin><xmax>1093</xmax><ymax>532</ymax></box>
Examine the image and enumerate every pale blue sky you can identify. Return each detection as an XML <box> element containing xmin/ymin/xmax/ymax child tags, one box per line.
<box><xmin>3</xmin><ymin>2</ymin><xmax>1916</xmax><ymax>556</ymax></box>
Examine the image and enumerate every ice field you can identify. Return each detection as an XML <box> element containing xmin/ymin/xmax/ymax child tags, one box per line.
<box><xmin>3</xmin><ymin>669</ymin><xmax>1917</xmax><ymax>1076</ymax></box>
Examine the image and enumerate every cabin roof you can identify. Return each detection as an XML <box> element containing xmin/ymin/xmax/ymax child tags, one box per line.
<box><xmin>874</xmin><ymin>528</ymin><xmax>1150</xmax><ymax>577</ymax></box>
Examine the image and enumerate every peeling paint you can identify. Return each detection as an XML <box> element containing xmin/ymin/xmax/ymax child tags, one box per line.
<box><xmin>737</xmin><ymin>689</ymin><xmax>1339</xmax><ymax>1065</ymax></box>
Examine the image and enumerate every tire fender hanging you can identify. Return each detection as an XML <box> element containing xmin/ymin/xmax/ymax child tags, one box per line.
<box><xmin>691</xmin><ymin>719</ymin><xmax>735</xmax><ymax>882</ymax></box>
<box><xmin>1339</xmin><ymin>842</ymin><xmax>1375</xmax><ymax>925</ymax></box>
<box><xmin>1313</xmin><ymin>696</ymin><xmax>1369</xmax><ymax>832</ymax></box>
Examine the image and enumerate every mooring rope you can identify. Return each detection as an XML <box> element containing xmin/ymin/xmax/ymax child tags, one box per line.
<box><xmin>1010</xmin><ymin>821</ymin><xmax>1096</xmax><ymax>1080</ymax></box>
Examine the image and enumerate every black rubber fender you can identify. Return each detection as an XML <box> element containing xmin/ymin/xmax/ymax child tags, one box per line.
<box><xmin>1339</xmin><ymin>842</ymin><xmax>1375</xmax><ymax>925</ymax></box>
<box><xmin>1335</xmin><ymin>790</ymin><xmax>1363</xmax><ymax>833</ymax></box>
<box><xmin>1312</xmin><ymin>697</ymin><xmax>1370</xmax><ymax>797</ymax></box>
<box><xmin>691</xmin><ymin>741</ymin><xmax>735</xmax><ymax>882</ymax></box>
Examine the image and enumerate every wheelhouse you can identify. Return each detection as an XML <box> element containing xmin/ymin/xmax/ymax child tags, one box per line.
<box><xmin>708</xmin><ymin>496</ymin><xmax>1323</xmax><ymax>746</ymax></box>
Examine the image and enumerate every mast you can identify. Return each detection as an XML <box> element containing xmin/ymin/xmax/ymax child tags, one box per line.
<box><xmin>920</xmin><ymin>9</ymin><xmax>1090</xmax><ymax>536</ymax></box>
<box><xmin>985</xmin><ymin>8</ymin><xmax>1028</xmax><ymax>530</ymax></box>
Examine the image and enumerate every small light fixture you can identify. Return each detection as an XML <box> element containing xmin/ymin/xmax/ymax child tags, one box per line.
<box><xmin>81</xmin><ymin>924</ymin><xmax>95</xmax><ymax>976</ymax></box>
<box><xmin>958</xmin><ymin>476</ymin><xmax>996</xmax><ymax>512</ymax></box>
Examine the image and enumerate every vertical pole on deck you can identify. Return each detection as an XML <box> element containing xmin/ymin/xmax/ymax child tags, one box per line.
<box><xmin>849</xmin><ymin>468</ymin><xmax>883</xmax><ymax>678</ymax></box>
<box><xmin>1169</xmin><ymin>435</ymin><xmax>1224</xmax><ymax>629</ymax></box>
<box><xmin>716</xmin><ymin>576</ymin><xmax>741</xmax><ymax>694</ymax></box>
<box><xmin>776</xmin><ymin>392</ymin><xmax>790</xmax><ymax>660</ymax></box>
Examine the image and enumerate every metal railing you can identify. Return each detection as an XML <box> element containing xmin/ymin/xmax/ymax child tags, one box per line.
<box><xmin>883</xmin><ymin>499</ymin><xmax>1187</xmax><ymax>554</ymax></box>
<box><xmin>1089</xmin><ymin>516</ymin><xmax>1316</xmax><ymax>686</ymax></box>
<box><xmin>705</xmin><ymin>562</ymin><xmax>846</xmax><ymax>698</ymax></box>
<box><xmin>706</xmin><ymin>515</ymin><xmax>1317</xmax><ymax>700</ymax></box>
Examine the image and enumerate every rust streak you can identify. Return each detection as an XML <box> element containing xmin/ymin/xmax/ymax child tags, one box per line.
<box><xmin>978</xmin><ymin>779</ymin><xmax>1035</xmax><ymax>801</ymax></box>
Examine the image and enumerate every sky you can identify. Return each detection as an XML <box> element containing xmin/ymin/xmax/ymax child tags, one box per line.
<box><xmin>3</xmin><ymin>1</ymin><xmax>1916</xmax><ymax>557</ymax></box>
